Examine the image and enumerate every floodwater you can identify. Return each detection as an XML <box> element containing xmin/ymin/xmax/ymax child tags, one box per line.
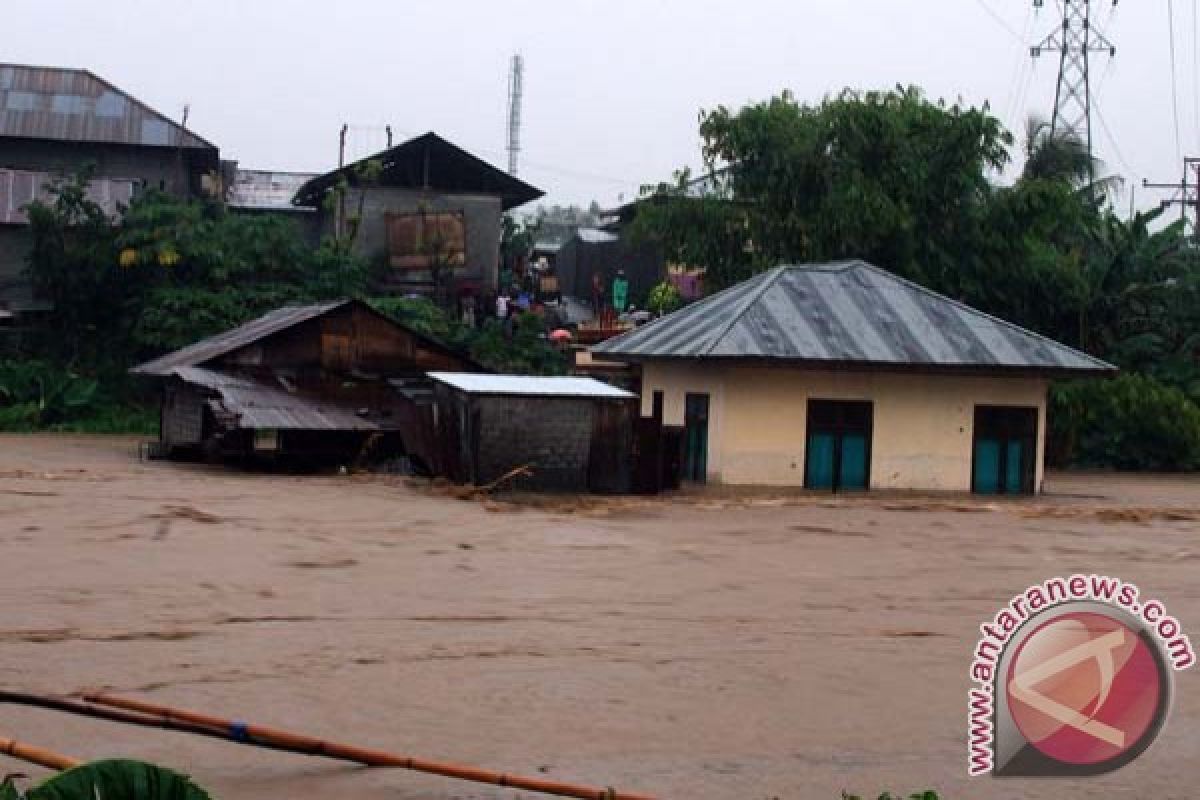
<box><xmin>0</xmin><ymin>434</ymin><xmax>1197</xmax><ymax>799</ymax></box>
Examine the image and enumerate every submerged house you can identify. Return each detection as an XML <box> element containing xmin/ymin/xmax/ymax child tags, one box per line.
<box><xmin>593</xmin><ymin>260</ymin><xmax>1116</xmax><ymax>494</ymax></box>
<box><xmin>291</xmin><ymin>133</ymin><xmax>543</xmax><ymax>304</ymax></box>
<box><xmin>131</xmin><ymin>299</ymin><xmax>477</xmax><ymax>467</ymax></box>
<box><xmin>0</xmin><ymin>63</ymin><xmax>219</xmax><ymax>322</ymax></box>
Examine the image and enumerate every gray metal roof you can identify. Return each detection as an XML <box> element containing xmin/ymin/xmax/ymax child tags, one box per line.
<box><xmin>132</xmin><ymin>301</ymin><xmax>349</xmax><ymax>376</ymax></box>
<box><xmin>429</xmin><ymin>372</ymin><xmax>635</xmax><ymax>399</ymax></box>
<box><xmin>593</xmin><ymin>261</ymin><xmax>1116</xmax><ymax>374</ymax></box>
<box><xmin>0</xmin><ymin>63</ymin><xmax>214</xmax><ymax>150</ymax></box>
<box><xmin>226</xmin><ymin>169</ymin><xmax>318</xmax><ymax>211</ymax></box>
<box><xmin>575</xmin><ymin>228</ymin><xmax>619</xmax><ymax>244</ymax></box>
<box><xmin>172</xmin><ymin>367</ymin><xmax>380</xmax><ymax>431</ymax></box>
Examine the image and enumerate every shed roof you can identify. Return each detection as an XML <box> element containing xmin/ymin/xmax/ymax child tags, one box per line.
<box><xmin>292</xmin><ymin>132</ymin><xmax>543</xmax><ymax>211</ymax></box>
<box><xmin>429</xmin><ymin>373</ymin><xmax>634</xmax><ymax>399</ymax></box>
<box><xmin>172</xmin><ymin>367</ymin><xmax>380</xmax><ymax>431</ymax></box>
<box><xmin>131</xmin><ymin>301</ymin><xmax>348</xmax><ymax>376</ymax></box>
<box><xmin>132</xmin><ymin>298</ymin><xmax>478</xmax><ymax>377</ymax></box>
<box><xmin>0</xmin><ymin>63</ymin><xmax>215</xmax><ymax>150</ymax></box>
<box><xmin>593</xmin><ymin>260</ymin><xmax>1115</xmax><ymax>375</ymax></box>
<box><xmin>226</xmin><ymin>169</ymin><xmax>318</xmax><ymax>211</ymax></box>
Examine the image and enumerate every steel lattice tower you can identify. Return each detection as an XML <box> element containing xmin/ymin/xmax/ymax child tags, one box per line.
<box><xmin>1030</xmin><ymin>0</ymin><xmax>1117</xmax><ymax>158</ymax></box>
<box><xmin>506</xmin><ymin>54</ymin><xmax>524</xmax><ymax>177</ymax></box>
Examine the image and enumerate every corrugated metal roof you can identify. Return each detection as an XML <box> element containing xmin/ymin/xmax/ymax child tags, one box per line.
<box><xmin>292</xmin><ymin>132</ymin><xmax>543</xmax><ymax>211</ymax></box>
<box><xmin>132</xmin><ymin>301</ymin><xmax>349</xmax><ymax>376</ymax></box>
<box><xmin>226</xmin><ymin>169</ymin><xmax>318</xmax><ymax>211</ymax></box>
<box><xmin>429</xmin><ymin>372</ymin><xmax>635</xmax><ymax>399</ymax></box>
<box><xmin>0</xmin><ymin>63</ymin><xmax>214</xmax><ymax>150</ymax></box>
<box><xmin>172</xmin><ymin>366</ymin><xmax>380</xmax><ymax>431</ymax></box>
<box><xmin>593</xmin><ymin>261</ymin><xmax>1116</xmax><ymax>374</ymax></box>
<box><xmin>575</xmin><ymin>228</ymin><xmax>619</xmax><ymax>244</ymax></box>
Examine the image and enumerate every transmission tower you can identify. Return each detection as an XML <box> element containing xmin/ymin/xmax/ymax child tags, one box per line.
<box><xmin>1030</xmin><ymin>0</ymin><xmax>1117</xmax><ymax>159</ymax></box>
<box><xmin>506</xmin><ymin>54</ymin><xmax>524</xmax><ymax>176</ymax></box>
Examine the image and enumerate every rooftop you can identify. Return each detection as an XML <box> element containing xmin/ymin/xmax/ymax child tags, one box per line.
<box><xmin>292</xmin><ymin>132</ymin><xmax>543</xmax><ymax>211</ymax></box>
<box><xmin>428</xmin><ymin>372</ymin><xmax>635</xmax><ymax>399</ymax></box>
<box><xmin>594</xmin><ymin>260</ymin><xmax>1116</xmax><ymax>375</ymax></box>
<box><xmin>0</xmin><ymin>63</ymin><xmax>215</xmax><ymax>150</ymax></box>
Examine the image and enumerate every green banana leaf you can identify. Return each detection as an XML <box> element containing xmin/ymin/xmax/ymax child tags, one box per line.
<box><xmin>1</xmin><ymin>760</ymin><xmax>212</xmax><ymax>800</ymax></box>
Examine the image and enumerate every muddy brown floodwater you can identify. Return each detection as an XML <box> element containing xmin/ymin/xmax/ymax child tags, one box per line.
<box><xmin>0</xmin><ymin>434</ymin><xmax>1197</xmax><ymax>799</ymax></box>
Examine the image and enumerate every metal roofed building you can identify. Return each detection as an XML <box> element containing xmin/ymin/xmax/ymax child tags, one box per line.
<box><xmin>593</xmin><ymin>260</ymin><xmax>1116</xmax><ymax>494</ymax></box>
<box><xmin>132</xmin><ymin>299</ymin><xmax>480</xmax><ymax>467</ymax></box>
<box><xmin>429</xmin><ymin>372</ymin><xmax>637</xmax><ymax>493</ymax></box>
<box><xmin>0</xmin><ymin>63</ymin><xmax>219</xmax><ymax>319</ymax></box>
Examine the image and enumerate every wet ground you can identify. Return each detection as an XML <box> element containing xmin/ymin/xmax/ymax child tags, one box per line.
<box><xmin>0</xmin><ymin>434</ymin><xmax>1197</xmax><ymax>799</ymax></box>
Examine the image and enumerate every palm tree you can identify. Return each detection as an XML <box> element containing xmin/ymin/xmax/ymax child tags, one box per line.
<box><xmin>1020</xmin><ymin>115</ymin><xmax>1122</xmax><ymax>201</ymax></box>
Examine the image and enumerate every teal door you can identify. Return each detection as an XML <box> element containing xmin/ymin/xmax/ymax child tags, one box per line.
<box><xmin>839</xmin><ymin>433</ymin><xmax>868</xmax><ymax>490</ymax></box>
<box><xmin>973</xmin><ymin>439</ymin><xmax>1001</xmax><ymax>495</ymax></box>
<box><xmin>972</xmin><ymin>407</ymin><xmax>1037</xmax><ymax>495</ymax></box>
<box><xmin>805</xmin><ymin>400</ymin><xmax>873</xmax><ymax>492</ymax></box>
<box><xmin>805</xmin><ymin>432</ymin><xmax>836</xmax><ymax>489</ymax></box>
<box><xmin>684</xmin><ymin>393</ymin><xmax>709</xmax><ymax>483</ymax></box>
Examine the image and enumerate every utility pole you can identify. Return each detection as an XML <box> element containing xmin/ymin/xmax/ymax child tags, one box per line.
<box><xmin>1030</xmin><ymin>0</ymin><xmax>1118</xmax><ymax>163</ymax></box>
<box><xmin>506</xmin><ymin>54</ymin><xmax>524</xmax><ymax>176</ymax></box>
<box><xmin>1143</xmin><ymin>157</ymin><xmax>1200</xmax><ymax>236</ymax></box>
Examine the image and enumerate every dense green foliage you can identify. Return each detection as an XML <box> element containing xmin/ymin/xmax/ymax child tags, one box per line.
<box><xmin>630</xmin><ymin>87</ymin><xmax>1200</xmax><ymax>470</ymax></box>
<box><xmin>0</xmin><ymin>759</ymin><xmax>211</xmax><ymax>800</ymax></box>
<box><xmin>368</xmin><ymin>296</ymin><xmax>566</xmax><ymax>375</ymax></box>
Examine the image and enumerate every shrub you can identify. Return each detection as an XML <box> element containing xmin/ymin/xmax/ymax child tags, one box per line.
<box><xmin>1049</xmin><ymin>374</ymin><xmax>1200</xmax><ymax>471</ymax></box>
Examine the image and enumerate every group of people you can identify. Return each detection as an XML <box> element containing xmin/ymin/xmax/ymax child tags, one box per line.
<box><xmin>591</xmin><ymin>269</ymin><xmax>630</xmax><ymax>315</ymax></box>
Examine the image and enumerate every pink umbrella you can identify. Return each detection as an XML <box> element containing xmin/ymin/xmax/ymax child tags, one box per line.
<box><xmin>549</xmin><ymin>328</ymin><xmax>573</xmax><ymax>342</ymax></box>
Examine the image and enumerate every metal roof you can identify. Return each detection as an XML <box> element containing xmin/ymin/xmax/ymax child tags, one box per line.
<box><xmin>172</xmin><ymin>367</ymin><xmax>380</xmax><ymax>431</ymax></box>
<box><xmin>593</xmin><ymin>261</ymin><xmax>1116</xmax><ymax>375</ymax></box>
<box><xmin>428</xmin><ymin>372</ymin><xmax>635</xmax><ymax>399</ymax></box>
<box><xmin>132</xmin><ymin>301</ymin><xmax>349</xmax><ymax>376</ymax></box>
<box><xmin>575</xmin><ymin>228</ymin><xmax>619</xmax><ymax>245</ymax></box>
<box><xmin>226</xmin><ymin>169</ymin><xmax>318</xmax><ymax>211</ymax></box>
<box><xmin>0</xmin><ymin>63</ymin><xmax>214</xmax><ymax>150</ymax></box>
<box><xmin>292</xmin><ymin>132</ymin><xmax>543</xmax><ymax>211</ymax></box>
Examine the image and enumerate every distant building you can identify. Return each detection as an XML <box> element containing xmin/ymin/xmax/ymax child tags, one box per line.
<box><xmin>0</xmin><ymin>63</ymin><xmax>219</xmax><ymax>320</ymax></box>
<box><xmin>555</xmin><ymin>227</ymin><xmax>664</xmax><ymax>311</ymax></box>
<box><xmin>594</xmin><ymin>260</ymin><xmax>1116</xmax><ymax>494</ymax></box>
<box><xmin>292</xmin><ymin>132</ymin><xmax>543</xmax><ymax>303</ymax></box>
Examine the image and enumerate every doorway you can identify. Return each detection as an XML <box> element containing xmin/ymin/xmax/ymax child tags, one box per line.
<box><xmin>805</xmin><ymin>399</ymin><xmax>873</xmax><ymax>491</ymax></box>
<box><xmin>972</xmin><ymin>406</ymin><xmax>1038</xmax><ymax>495</ymax></box>
<box><xmin>683</xmin><ymin>393</ymin><xmax>709</xmax><ymax>483</ymax></box>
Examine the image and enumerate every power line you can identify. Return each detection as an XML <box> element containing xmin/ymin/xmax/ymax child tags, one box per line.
<box><xmin>974</xmin><ymin>0</ymin><xmax>1026</xmax><ymax>43</ymax></box>
<box><xmin>1168</xmin><ymin>0</ymin><xmax>1185</xmax><ymax>160</ymax></box>
<box><xmin>1192</xmin><ymin>0</ymin><xmax>1200</xmax><ymax>150</ymax></box>
<box><xmin>1092</xmin><ymin>89</ymin><xmax>1135</xmax><ymax>178</ymax></box>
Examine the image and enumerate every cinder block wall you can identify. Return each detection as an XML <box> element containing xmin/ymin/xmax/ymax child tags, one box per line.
<box><xmin>475</xmin><ymin>395</ymin><xmax>595</xmax><ymax>490</ymax></box>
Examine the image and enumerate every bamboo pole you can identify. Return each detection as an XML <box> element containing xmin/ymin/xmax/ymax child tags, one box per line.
<box><xmin>80</xmin><ymin>693</ymin><xmax>656</xmax><ymax>800</ymax></box>
<box><xmin>0</xmin><ymin>735</ymin><xmax>80</xmax><ymax>771</ymax></box>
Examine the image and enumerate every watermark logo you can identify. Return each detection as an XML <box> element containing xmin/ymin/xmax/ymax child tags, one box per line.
<box><xmin>968</xmin><ymin>575</ymin><xmax>1194</xmax><ymax>777</ymax></box>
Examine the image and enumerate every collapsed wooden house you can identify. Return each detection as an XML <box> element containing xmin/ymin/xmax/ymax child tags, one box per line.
<box><xmin>131</xmin><ymin>300</ymin><xmax>478</xmax><ymax>468</ymax></box>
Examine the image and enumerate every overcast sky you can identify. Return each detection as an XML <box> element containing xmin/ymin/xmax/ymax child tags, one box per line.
<box><xmin>7</xmin><ymin>1</ymin><xmax>1195</xmax><ymax>214</ymax></box>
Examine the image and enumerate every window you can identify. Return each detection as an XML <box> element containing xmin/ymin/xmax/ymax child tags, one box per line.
<box><xmin>972</xmin><ymin>406</ymin><xmax>1038</xmax><ymax>495</ymax></box>
<box><xmin>385</xmin><ymin>211</ymin><xmax>467</xmax><ymax>270</ymax></box>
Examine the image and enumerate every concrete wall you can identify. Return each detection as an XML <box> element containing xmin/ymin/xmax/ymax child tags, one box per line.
<box><xmin>331</xmin><ymin>188</ymin><xmax>503</xmax><ymax>293</ymax></box>
<box><xmin>639</xmin><ymin>362</ymin><xmax>1048</xmax><ymax>492</ymax></box>
<box><xmin>473</xmin><ymin>395</ymin><xmax>595</xmax><ymax>490</ymax></box>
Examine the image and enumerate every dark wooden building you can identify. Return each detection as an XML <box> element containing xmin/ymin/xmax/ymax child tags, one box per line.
<box><xmin>555</xmin><ymin>227</ymin><xmax>665</xmax><ymax>310</ymax></box>
<box><xmin>429</xmin><ymin>372</ymin><xmax>637</xmax><ymax>493</ymax></box>
<box><xmin>131</xmin><ymin>300</ymin><xmax>479</xmax><ymax>468</ymax></box>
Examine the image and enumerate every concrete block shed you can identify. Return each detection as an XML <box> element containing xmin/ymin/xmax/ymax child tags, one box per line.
<box><xmin>429</xmin><ymin>373</ymin><xmax>637</xmax><ymax>493</ymax></box>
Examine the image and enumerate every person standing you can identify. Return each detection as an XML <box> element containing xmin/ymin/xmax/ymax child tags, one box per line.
<box><xmin>612</xmin><ymin>269</ymin><xmax>630</xmax><ymax>314</ymax></box>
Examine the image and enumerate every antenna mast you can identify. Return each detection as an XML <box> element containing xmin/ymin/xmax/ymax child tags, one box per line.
<box><xmin>506</xmin><ymin>54</ymin><xmax>524</xmax><ymax>176</ymax></box>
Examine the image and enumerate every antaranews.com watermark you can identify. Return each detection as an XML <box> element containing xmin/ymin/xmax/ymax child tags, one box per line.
<box><xmin>968</xmin><ymin>574</ymin><xmax>1194</xmax><ymax>777</ymax></box>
